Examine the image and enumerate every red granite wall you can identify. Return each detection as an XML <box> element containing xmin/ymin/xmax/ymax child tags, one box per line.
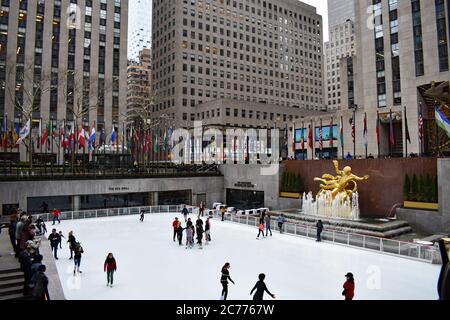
<box><xmin>284</xmin><ymin>158</ymin><xmax>438</xmax><ymax>218</ymax></box>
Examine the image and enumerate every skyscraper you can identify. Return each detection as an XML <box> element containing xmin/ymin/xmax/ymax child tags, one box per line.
<box><xmin>327</xmin><ymin>0</ymin><xmax>355</xmax><ymax>28</ymax></box>
<box><xmin>0</xmin><ymin>0</ymin><xmax>129</xmax><ymax>161</ymax></box>
<box><xmin>128</xmin><ymin>0</ymin><xmax>152</xmax><ymax>62</ymax></box>
<box><xmin>151</xmin><ymin>0</ymin><xmax>325</xmax><ymax>126</ymax></box>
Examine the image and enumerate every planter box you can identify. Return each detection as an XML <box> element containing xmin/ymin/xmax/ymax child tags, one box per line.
<box><xmin>280</xmin><ymin>192</ymin><xmax>301</xmax><ymax>199</ymax></box>
<box><xmin>404</xmin><ymin>201</ymin><xmax>439</xmax><ymax>211</ymax></box>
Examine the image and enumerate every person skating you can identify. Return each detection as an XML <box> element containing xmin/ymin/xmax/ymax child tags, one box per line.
<box><xmin>220</xmin><ymin>262</ymin><xmax>235</xmax><ymax>300</ymax></box>
<box><xmin>58</xmin><ymin>231</ymin><xmax>65</xmax><ymax>249</ymax></box>
<box><xmin>52</xmin><ymin>208</ymin><xmax>61</xmax><ymax>225</ymax></box>
<box><xmin>67</xmin><ymin>231</ymin><xmax>76</xmax><ymax>260</ymax></box>
<box><xmin>250</xmin><ymin>273</ymin><xmax>275</xmax><ymax>300</ymax></box>
<box><xmin>220</xmin><ymin>207</ymin><xmax>226</xmax><ymax>222</ymax></box>
<box><xmin>172</xmin><ymin>217</ymin><xmax>179</xmax><ymax>242</ymax></box>
<box><xmin>199</xmin><ymin>201</ymin><xmax>205</xmax><ymax>217</ymax></box>
<box><xmin>35</xmin><ymin>216</ymin><xmax>45</xmax><ymax>235</ymax></box>
<box><xmin>277</xmin><ymin>214</ymin><xmax>285</xmax><ymax>233</ymax></box>
<box><xmin>256</xmin><ymin>222</ymin><xmax>265</xmax><ymax>240</ymax></box>
<box><xmin>104</xmin><ymin>253</ymin><xmax>117</xmax><ymax>287</ymax></box>
<box><xmin>196</xmin><ymin>223</ymin><xmax>204</xmax><ymax>249</ymax></box>
<box><xmin>140</xmin><ymin>209</ymin><xmax>145</xmax><ymax>222</ymax></box>
<box><xmin>32</xmin><ymin>265</ymin><xmax>49</xmax><ymax>300</ymax></box>
<box><xmin>259</xmin><ymin>211</ymin><xmax>266</xmax><ymax>224</ymax></box>
<box><xmin>176</xmin><ymin>221</ymin><xmax>184</xmax><ymax>245</ymax></box>
<box><xmin>316</xmin><ymin>220</ymin><xmax>324</xmax><ymax>242</ymax></box>
<box><xmin>186</xmin><ymin>225</ymin><xmax>195</xmax><ymax>249</ymax></box>
<box><xmin>73</xmin><ymin>242</ymin><xmax>84</xmax><ymax>275</ymax></box>
<box><xmin>264</xmin><ymin>213</ymin><xmax>272</xmax><ymax>237</ymax></box>
<box><xmin>205</xmin><ymin>217</ymin><xmax>211</xmax><ymax>244</ymax></box>
<box><xmin>48</xmin><ymin>229</ymin><xmax>61</xmax><ymax>260</ymax></box>
<box><xmin>182</xmin><ymin>205</ymin><xmax>189</xmax><ymax>222</ymax></box>
<box><xmin>342</xmin><ymin>272</ymin><xmax>355</xmax><ymax>300</ymax></box>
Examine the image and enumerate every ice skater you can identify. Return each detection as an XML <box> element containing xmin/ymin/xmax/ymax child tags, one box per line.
<box><xmin>256</xmin><ymin>222</ymin><xmax>265</xmax><ymax>240</ymax></box>
<box><xmin>58</xmin><ymin>231</ymin><xmax>65</xmax><ymax>249</ymax></box>
<box><xmin>140</xmin><ymin>209</ymin><xmax>145</xmax><ymax>222</ymax></box>
<box><xmin>67</xmin><ymin>231</ymin><xmax>76</xmax><ymax>260</ymax></box>
<box><xmin>176</xmin><ymin>220</ymin><xmax>184</xmax><ymax>245</ymax></box>
<box><xmin>277</xmin><ymin>214</ymin><xmax>285</xmax><ymax>233</ymax></box>
<box><xmin>52</xmin><ymin>208</ymin><xmax>61</xmax><ymax>225</ymax></box>
<box><xmin>48</xmin><ymin>229</ymin><xmax>61</xmax><ymax>260</ymax></box>
<box><xmin>182</xmin><ymin>205</ymin><xmax>189</xmax><ymax>222</ymax></box>
<box><xmin>186</xmin><ymin>225</ymin><xmax>195</xmax><ymax>249</ymax></box>
<box><xmin>220</xmin><ymin>263</ymin><xmax>235</xmax><ymax>300</ymax></box>
<box><xmin>196</xmin><ymin>223</ymin><xmax>204</xmax><ymax>249</ymax></box>
<box><xmin>220</xmin><ymin>206</ymin><xmax>226</xmax><ymax>222</ymax></box>
<box><xmin>342</xmin><ymin>272</ymin><xmax>355</xmax><ymax>300</ymax></box>
<box><xmin>172</xmin><ymin>217</ymin><xmax>179</xmax><ymax>242</ymax></box>
<box><xmin>104</xmin><ymin>253</ymin><xmax>117</xmax><ymax>287</ymax></box>
<box><xmin>264</xmin><ymin>213</ymin><xmax>272</xmax><ymax>237</ymax></box>
<box><xmin>73</xmin><ymin>242</ymin><xmax>84</xmax><ymax>275</ymax></box>
<box><xmin>316</xmin><ymin>220</ymin><xmax>324</xmax><ymax>242</ymax></box>
<box><xmin>250</xmin><ymin>273</ymin><xmax>275</xmax><ymax>300</ymax></box>
<box><xmin>205</xmin><ymin>217</ymin><xmax>211</xmax><ymax>244</ymax></box>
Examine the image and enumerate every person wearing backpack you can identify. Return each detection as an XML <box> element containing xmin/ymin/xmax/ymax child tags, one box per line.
<box><xmin>73</xmin><ymin>242</ymin><xmax>84</xmax><ymax>275</ymax></box>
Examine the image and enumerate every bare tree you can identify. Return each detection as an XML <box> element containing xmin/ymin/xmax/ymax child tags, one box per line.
<box><xmin>2</xmin><ymin>62</ymin><xmax>53</xmax><ymax>168</ymax></box>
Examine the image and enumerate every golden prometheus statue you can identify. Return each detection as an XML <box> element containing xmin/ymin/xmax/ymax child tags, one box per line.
<box><xmin>314</xmin><ymin>160</ymin><xmax>369</xmax><ymax>202</ymax></box>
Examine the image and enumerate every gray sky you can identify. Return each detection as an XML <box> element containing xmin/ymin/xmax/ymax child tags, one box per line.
<box><xmin>301</xmin><ymin>0</ymin><xmax>329</xmax><ymax>42</ymax></box>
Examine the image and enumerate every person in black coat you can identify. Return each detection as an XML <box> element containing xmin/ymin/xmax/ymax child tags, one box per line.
<box><xmin>67</xmin><ymin>231</ymin><xmax>77</xmax><ymax>260</ymax></box>
<box><xmin>196</xmin><ymin>224</ymin><xmax>204</xmax><ymax>247</ymax></box>
<box><xmin>438</xmin><ymin>239</ymin><xmax>450</xmax><ymax>300</ymax></box>
<box><xmin>18</xmin><ymin>246</ymin><xmax>32</xmax><ymax>295</ymax></box>
<box><xmin>220</xmin><ymin>263</ymin><xmax>235</xmax><ymax>300</ymax></box>
<box><xmin>316</xmin><ymin>220</ymin><xmax>324</xmax><ymax>242</ymax></box>
<box><xmin>176</xmin><ymin>222</ymin><xmax>184</xmax><ymax>246</ymax></box>
<box><xmin>250</xmin><ymin>273</ymin><xmax>275</xmax><ymax>300</ymax></box>
<box><xmin>48</xmin><ymin>229</ymin><xmax>61</xmax><ymax>259</ymax></box>
<box><xmin>8</xmin><ymin>216</ymin><xmax>17</xmax><ymax>254</ymax></box>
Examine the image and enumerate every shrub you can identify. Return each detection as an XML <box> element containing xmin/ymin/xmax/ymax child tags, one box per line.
<box><xmin>403</xmin><ymin>174</ymin><xmax>411</xmax><ymax>201</ymax></box>
<box><xmin>411</xmin><ymin>174</ymin><xmax>419</xmax><ymax>201</ymax></box>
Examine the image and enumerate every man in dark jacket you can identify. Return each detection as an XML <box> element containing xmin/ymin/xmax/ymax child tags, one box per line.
<box><xmin>316</xmin><ymin>220</ymin><xmax>324</xmax><ymax>242</ymax></box>
<box><xmin>18</xmin><ymin>246</ymin><xmax>32</xmax><ymax>295</ymax></box>
<box><xmin>250</xmin><ymin>273</ymin><xmax>275</xmax><ymax>300</ymax></box>
<box><xmin>48</xmin><ymin>229</ymin><xmax>61</xmax><ymax>259</ymax></box>
<box><xmin>32</xmin><ymin>265</ymin><xmax>49</xmax><ymax>300</ymax></box>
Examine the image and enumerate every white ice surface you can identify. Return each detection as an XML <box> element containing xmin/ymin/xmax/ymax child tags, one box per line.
<box><xmin>48</xmin><ymin>213</ymin><xmax>441</xmax><ymax>300</ymax></box>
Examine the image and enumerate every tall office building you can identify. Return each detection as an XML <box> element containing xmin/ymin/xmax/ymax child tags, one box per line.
<box><xmin>324</xmin><ymin>19</ymin><xmax>355</xmax><ymax>111</ymax></box>
<box><xmin>338</xmin><ymin>0</ymin><xmax>450</xmax><ymax>157</ymax></box>
<box><xmin>0</xmin><ymin>0</ymin><xmax>129</xmax><ymax>161</ymax></box>
<box><xmin>327</xmin><ymin>0</ymin><xmax>355</xmax><ymax>28</ymax></box>
<box><xmin>151</xmin><ymin>0</ymin><xmax>325</xmax><ymax>128</ymax></box>
<box><xmin>128</xmin><ymin>0</ymin><xmax>152</xmax><ymax>62</ymax></box>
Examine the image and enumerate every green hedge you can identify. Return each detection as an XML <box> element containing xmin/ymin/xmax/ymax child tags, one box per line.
<box><xmin>281</xmin><ymin>172</ymin><xmax>304</xmax><ymax>193</ymax></box>
<box><xmin>403</xmin><ymin>173</ymin><xmax>438</xmax><ymax>203</ymax></box>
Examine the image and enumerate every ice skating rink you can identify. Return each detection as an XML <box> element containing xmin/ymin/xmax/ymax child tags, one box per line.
<box><xmin>50</xmin><ymin>213</ymin><xmax>440</xmax><ymax>300</ymax></box>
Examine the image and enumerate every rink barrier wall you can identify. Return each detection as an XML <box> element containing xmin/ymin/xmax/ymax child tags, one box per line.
<box><xmin>222</xmin><ymin>213</ymin><xmax>441</xmax><ymax>264</ymax></box>
<box><xmin>33</xmin><ymin>205</ymin><xmax>439</xmax><ymax>264</ymax></box>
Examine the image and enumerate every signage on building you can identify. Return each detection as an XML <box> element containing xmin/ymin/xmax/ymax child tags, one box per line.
<box><xmin>234</xmin><ymin>182</ymin><xmax>255</xmax><ymax>189</ymax></box>
<box><xmin>108</xmin><ymin>187</ymin><xmax>130</xmax><ymax>191</ymax></box>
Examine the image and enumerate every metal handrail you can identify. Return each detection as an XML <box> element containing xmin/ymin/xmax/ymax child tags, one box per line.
<box><xmin>224</xmin><ymin>213</ymin><xmax>439</xmax><ymax>264</ymax></box>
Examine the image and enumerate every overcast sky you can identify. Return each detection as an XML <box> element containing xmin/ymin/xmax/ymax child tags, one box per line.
<box><xmin>301</xmin><ymin>0</ymin><xmax>329</xmax><ymax>42</ymax></box>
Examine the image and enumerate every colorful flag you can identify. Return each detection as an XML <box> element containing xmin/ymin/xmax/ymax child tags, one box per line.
<box><xmin>16</xmin><ymin>120</ymin><xmax>31</xmax><ymax>145</ymax></box>
<box><xmin>78</xmin><ymin>127</ymin><xmax>86</xmax><ymax>148</ymax></box>
<box><xmin>404</xmin><ymin>107</ymin><xmax>411</xmax><ymax>144</ymax></box>
<box><xmin>308</xmin><ymin>124</ymin><xmax>313</xmax><ymax>150</ymax></box>
<box><xmin>435</xmin><ymin>107</ymin><xmax>450</xmax><ymax>139</ymax></box>
<box><xmin>376</xmin><ymin>111</ymin><xmax>380</xmax><ymax>148</ymax></box>
<box><xmin>363</xmin><ymin>112</ymin><xmax>368</xmax><ymax>147</ymax></box>
<box><xmin>111</xmin><ymin>127</ymin><xmax>117</xmax><ymax>145</ymax></box>
<box><xmin>418</xmin><ymin>111</ymin><xmax>424</xmax><ymax>143</ymax></box>
<box><xmin>389</xmin><ymin>109</ymin><xmax>395</xmax><ymax>146</ymax></box>
<box><xmin>89</xmin><ymin>122</ymin><xmax>96</xmax><ymax>151</ymax></box>
<box><xmin>301</xmin><ymin>123</ymin><xmax>305</xmax><ymax>152</ymax></box>
<box><xmin>292</xmin><ymin>123</ymin><xmax>296</xmax><ymax>153</ymax></box>
<box><xmin>329</xmin><ymin>117</ymin><xmax>334</xmax><ymax>147</ymax></box>
<box><xmin>351</xmin><ymin>115</ymin><xmax>355</xmax><ymax>144</ymax></box>
<box><xmin>318</xmin><ymin>120</ymin><xmax>323</xmax><ymax>151</ymax></box>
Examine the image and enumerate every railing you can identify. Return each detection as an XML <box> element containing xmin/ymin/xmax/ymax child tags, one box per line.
<box><xmin>34</xmin><ymin>205</ymin><xmax>191</xmax><ymax>222</ymax></box>
<box><xmin>223</xmin><ymin>213</ymin><xmax>440</xmax><ymax>264</ymax></box>
<box><xmin>32</xmin><ymin>204</ymin><xmax>439</xmax><ymax>264</ymax></box>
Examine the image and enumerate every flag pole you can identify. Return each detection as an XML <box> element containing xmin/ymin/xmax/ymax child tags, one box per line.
<box><xmin>404</xmin><ymin>106</ymin><xmax>408</xmax><ymax>158</ymax></box>
<box><xmin>377</xmin><ymin>111</ymin><xmax>380</xmax><ymax>158</ymax></box>
<box><xmin>340</xmin><ymin>115</ymin><xmax>344</xmax><ymax>160</ymax></box>
<box><xmin>365</xmin><ymin>112</ymin><xmax>368</xmax><ymax>159</ymax></box>
<box><xmin>353</xmin><ymin>110</ymin><xmax>356</xmax><ymax>159</ymax></box>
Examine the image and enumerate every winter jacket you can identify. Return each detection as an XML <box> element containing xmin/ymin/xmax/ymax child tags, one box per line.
<box><xmin>277</xmin><ymin>216</ymin><xmax>285</xmax><ymax>224</ymax></box>
<box><xmin>259</xmin><ymin>223</ymin><xmax>265</xmax><ymax>231</ymax></box>
<box><xmin>20</xmin><ymin>224</ymin><xmax>35</xmax><ymax>249</ymax></box>
<box><xmin>196</xmin><ymin>225</ymin><xmax>204</xmax><ymax>239</ymax></box>
<box><xmin>264</xmin><ymin>215</ymin><xmax>271</xmax><ymax>227</ymax></box>
<box><xmin>205</xmin><ymin>220</ymin><xmax>211</xmax><ymax>232</ymax></box>
<box><xmin>186</xmin><ymin>227</ymin><xmax>194</xmax><ymax>240</ymax></box>
<box><xmin>220</xmin><ymin>268</ymin><xmax>234</xmax><ymax>284</ymax></box>
<box><xmin>172</xmin><ymin>220</ymin><xmax>179</xmax><ymax>230</ymax></box>
<box><xmin>15</xmin><ymin>221</ymin><xmax>24</xmax><ymax>239</ymax></box>
<box><xmin>8</xmin><ymin>221</ymin><xmax>17</xmax><ymax>237</ymax></box>
<box><xmin>316</xmin><ymin>221</ymin><xmax>324</xmax><ymax>231</ymax></box>
<box><xmin>251</xmin><ymin>281</ymin><xmax>273</xmax><ymax>300</ymax></box>
<box><xmin>182</xmin><ymin>208</ymin><xmax>189</xmax><ymax>215</ymax></box>
<box><xmin>68</xmin><ymin>235</ymin><xmax>77</xmax><ymax>249</ymax></box>
<box><xmin>48</xmin><ymin>233</ymin><xmax>61</xmax><ymax>247</ymax></box>
<box><xmin>343</xmin><ymin>280</ymin><xmax>355</xmax><ymax>300</ymax></box>
<box><xmin>74</xmin><ymin>245</ymin><xmax>84</xmax><ymax>258</ymax></box>
<box><xmin>32</xmin><ymin>271</ymin><xmax>49</xmax><ymax>300</ymax></box>
<box><xmin>104</xmin><ymin>258</ymin><xmax>117</xmax><ymax>271</ymax></box>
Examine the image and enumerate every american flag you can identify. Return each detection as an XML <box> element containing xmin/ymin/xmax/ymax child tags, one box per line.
<box><xmin>418</xmin><ymin>111</ymin><xmax>423</xmax><ymax>143</ymax></box>
<box><xmin>351</xmin><ymin>116</ymin><xmax>355</xmax><ymax>143</ymax></box>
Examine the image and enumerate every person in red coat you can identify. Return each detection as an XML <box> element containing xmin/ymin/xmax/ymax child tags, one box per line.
<box><xmin>104</xmin><ymin>253</ymin><xmax>117</xmax><ymax>287</ymax></box>
<box><xmin>52</xmin><ymin>209</ymin><xmax>61</xmax><ymax>225</ymax></box>
<box><xmin>342</xmin><ymin>272</ymin><xmax>355</xmax><ymax>300</ymax></box>
<box><xmin>172</xmin><ymin>217</ymin><xmax>179</xmax><ymax>242</ymax></box>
